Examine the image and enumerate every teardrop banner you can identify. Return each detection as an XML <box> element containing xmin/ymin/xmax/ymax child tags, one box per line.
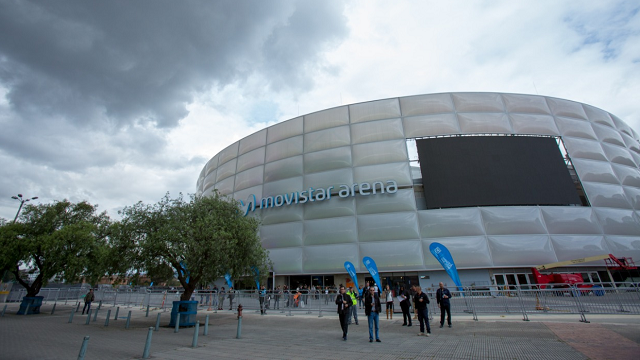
<box><xmin>343</xmin><ymin>261</ymin><xmax>359</xmax><ymax>290</ymax></box>
<box><xmin>362</xmin><ymin>257</ymin><xmax>382</xmax><ymax>289</ymax></box>
<box><xmin>251</xmin><ymin>266</ymin><xmax>260</xmax><ymax>289</ymax></box>
<box><xmin>429</xmin><ymin>242</ymin><xmax>463</xmax><ymax>291</ymax></box>
<box><xmin>224</xmin><ymin>272</ymin><xmax>234</xmax><ymax>289</ymax></box>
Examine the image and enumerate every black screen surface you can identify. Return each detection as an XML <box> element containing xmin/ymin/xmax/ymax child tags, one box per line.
<box><xmin>416</xmin><ymin>136</ymin><xmax>582</xmax><ymax>209</ymax></box>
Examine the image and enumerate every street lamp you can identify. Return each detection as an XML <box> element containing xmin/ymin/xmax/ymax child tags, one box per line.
<box><xmin>12</xmin><ymin>194</ymin><xmax>38</xmax><ymax>222</ymax></box>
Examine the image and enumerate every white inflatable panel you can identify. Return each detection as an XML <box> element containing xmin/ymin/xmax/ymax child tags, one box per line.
<box><xmin>304</xmin><ymin>146</ymin><xmax>352</xmax><ymax>173</ymax></box>
<box><xmin>550</xmin><ymin>235</ymin><xmax>610</xmax><ymax>261</ymax></box>
<box><xmin>303</xmin><ymin>167</ymin><xmax>354</xmax><ymax>191</ymax></box>
<box><xmin>572</xmin><ymin>159</ymin><xmax>620</xmax><ymax>185</ymax></box>
<box><xmin>623</xmin><ymin>186</ymin><xmax>640</xmax><ymax>210</ymax></box>
<box><xmin>260</xmin><ymin>202</ymin><xmax>304</xmax><ymax>225</ymax></box>
<box><xmin>540</xmin><ymin>207</ymin><xmax>603</xmax><ymax>235</ymax></box>
<box><xmin>303</xmin><ymin>243</ymin><xmax>360</xmax><ymax>273</ymax></box>
<box><xmin>452</xmin><ymin>93</ymin><xmax>504</xmax><ymax>113</ymax></box>
<box><xmin>400</xmin><ymin>93</ymin><xmax>454</xmax><ymax>116</ymax></box>
<box><xmin>458</xmin><ymin>112</ymin><xmax>512</xmax><ymax>134</ymax></box>
<box><xmin>502</xmin><ymin>93</ymin><xmax>550</xmax><ymax>114</ymax></box>
<box><xmin>214</xmin><ymin>176</ymin><xmax>235</xmax><ymax>196</ymax></box>
<box><xmin>262</xmin><ymin>177</ymin><xmax>303</xmax><ymax>198</ymax></box>
<box><xmin>349</xmin><ymin>98</ymin><xmax>401</xmax><ymax>124</ymax></box>
<box><xmin>265</xmin><ymin>136</ymin><xmax>303</xmax><ymax>163</ymax></box>
<box><xmin>583</xmin><ymin>182</ymin><xmax>631</xmax><ymax>209</ymax></box>
<box><xmin>304</xmin><ymin>106</ymin><xmax>349</xmax><ymax>133</ymax></box>
<box><xmin>509</xmin><ymin>114</ymin><xmax>559</xmax><ymax>136</ymax></box>
<box><xmin>218</xmin><ymin>141</ymin><xmax>239</xmax><ymax>165</ymax></box>
<box><xmin>594</xmin><ymin>208</ymin><xmax>640</xmax><ymax>235</ymax></box>
<box><xmin>238</xmin><ymin>129</ymin><xmax>266</xmax><ymax>155</ymax></box>
<box><xmin>353</xmin><ymin>162</ymin><xmax>412</xmax><ymax>187</ymax></box>
<box><xmin>402</xmin><ymin>113</ymin><xmax>460</xmax><ymax>138</ymax></box>
<box><xmin>359</xmin><ymin>240</ymin><xmax>423</xmax><ymax>271</ymax></box>
<box><xmin>601</xmin><ymin>142</ymin><xmax>637</xmax><ymax>167</ymax></box>
<box><xmin>351</xmin><ymin>118</ymin><xmax>404</xmax><ymax>144</ymax></box>
<box><xmin>303</xmin><ymin>216</ymin><xmax>358</xmax><ymax>246</ymax></box>
<box><xmin>481</xmin><ymin>207</ymin><xmax>547</xmax><ymax>235</ymax></box>
<box><xmin>418</xmin><ymin>208</ymin><xmax>485</xmax><ymax>238</ymax></box>
<box><xmin>352</xmin><ymin>139</ymin><xmax>408</xmax><ymax>167</ymax></box>
<box><xmin>612</xmin><ymin>163</ymin><xmax>640</xmax><ymax>188</ymax></box>
<box><xmin>356</xmin><ymin>188</ymin><xmax>416</xmax><ymax>215</ymax></box>
<box><xmin>556</xmin><ymin>117</ymin><xmax>598</xmax><ymax>140</ymax></box>
<box><xmin>562</xmin><ymin>137</ymin><xmax>607</xmax><ymax>161</ymax></box>
<box><xmin>304</xmin><ymin>126</ymin><xmax>351</xmax><ymax>153</ymax></box>
<box><xmin>263</xmin><ymin>155</ymin><xmax>303</xmax><ymax>183</ymax></box>
<box><xmin>216</xmin><ymin>158</ymin><xmax>237</xmax><ymax>182</ymax></box>
<box><xmin>304</xmin><ymin>196</ymin><xmax>356</xmax><ymax>220</ymax></box>
<box><xmin>234</xmin><ymin>165</ymin><xmax>264</xmax><ymax>191</ymax></box>
<box><xmin>268</xmin><ymin>248</ymin><xmax>303</xmax><ymax>274</ymax></box>
<box><xmin>546</xmin><ymin>98</ymin><xmax>587</xmax><ymax>120</ymax></box>
<box><xmin>487</xmin><ymin>235</ymin><xmax>557</xmax><ymax>266</ymax></box>
<box><xmin>358</xmin><ymin>212</ymin><xmax>420</xmax><ymax>242</ymax></box>
<box><xmin>584</xmin><ymin>104</ymin><xmax>615</xmax><ymax>128</ymax></box>
<box><xmin>236</xmin><ymin>147</ymin><xmax>265</xmax><ymax>173</ymax></box>
<box><xmin>422</xmin><ymin>237</ymin><xmax>493</xmax><ymax>268</ymax></box>
<box><xmin>604</xmin><ymin>235</ymin><xmax>640</xmax><ymax>261</ymax></box>
<box><xmin>260</xmin><ymin>222</ymin><xmax>303</xmax><ymax>248</ymax></box>
<box><xmin>267</xmin><ymin>117</ymin><xmax>303</xmax><ymax>144</ymax></box>
<box><xmin>593</xmin><ymin>123</ymin><xmax>625</xmax><ymax>147</ymax></box>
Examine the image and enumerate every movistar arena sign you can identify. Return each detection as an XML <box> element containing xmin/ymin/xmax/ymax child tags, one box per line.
<box><xmin>240</xmin><ymin>180</ymin><xmax>398</xmax><ymax>216</ymax></box>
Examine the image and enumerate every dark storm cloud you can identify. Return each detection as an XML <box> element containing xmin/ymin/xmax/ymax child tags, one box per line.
<box><xmin>0</xmin><ymin>0</ymin><xmax>348</xmax><ymax>168</ymax></box>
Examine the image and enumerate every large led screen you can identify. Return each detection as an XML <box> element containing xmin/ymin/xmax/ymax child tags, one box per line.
<box><xmin>416</xmin><ymin>136</ymin><xmax>583</xmax><ymax>209</ymax></box>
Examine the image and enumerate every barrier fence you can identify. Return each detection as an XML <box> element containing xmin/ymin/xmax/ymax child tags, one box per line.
<box><xmin>3</xmin><ymin>282</ymin><xmax>639</xmax><ymax>323</ymax></box>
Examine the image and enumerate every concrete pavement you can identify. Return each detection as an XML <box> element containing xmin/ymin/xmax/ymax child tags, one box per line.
<box><xmin>1</xmin><ymin>302</ymin><xmax>639</xmax><ymax>359</ymax></box>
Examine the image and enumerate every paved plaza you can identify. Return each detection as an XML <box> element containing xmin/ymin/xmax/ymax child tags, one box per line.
<box><xmin>1</xmin><ymin>302</ymin><xmax>639</xmax><ymax>359</ymax></box>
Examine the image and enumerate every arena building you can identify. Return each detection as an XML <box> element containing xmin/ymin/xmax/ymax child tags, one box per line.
<box><xmin>196</xmin><ymin>92</ymin><xmax>640</xmax><ymax>290</ymax></box>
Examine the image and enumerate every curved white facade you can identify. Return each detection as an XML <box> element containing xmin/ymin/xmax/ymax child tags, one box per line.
<box><xmin>196</xmin><ymin>93</ymin><xmax>640</xmax><ymax>277</ymax></box>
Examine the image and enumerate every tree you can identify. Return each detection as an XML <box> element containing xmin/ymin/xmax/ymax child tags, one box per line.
<box><xmin>114</xmin><ymin>192</ymin><xmax>270</xmax><ymax>301</ymax></box>
<box><xmin>0</xmin><ymin>200</ymin><xmax>112</xmax><ymax>297</ymax></box>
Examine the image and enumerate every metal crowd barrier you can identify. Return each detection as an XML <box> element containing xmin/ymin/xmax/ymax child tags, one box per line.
<box><xmin>4</xmin><ymin>283</ymin><xmax>638</xmax><ymax>323</ymax></box>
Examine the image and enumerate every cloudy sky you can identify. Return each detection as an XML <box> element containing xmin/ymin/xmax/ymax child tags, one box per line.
<box><xmin>1</xmin><ymin>0</ymin><xmax>639</xmax><ymax>220</ymax></box>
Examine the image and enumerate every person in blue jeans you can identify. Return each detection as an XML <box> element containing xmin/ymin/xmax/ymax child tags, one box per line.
<box><xmin>414</xmin><ymin>286</ymin><xmax>431</xmax><ymax>336</ymax></box>
<box><xmin>364</xmin><ymin>287</ymin><xmax>382</xmax><ymax>342</ymax></box>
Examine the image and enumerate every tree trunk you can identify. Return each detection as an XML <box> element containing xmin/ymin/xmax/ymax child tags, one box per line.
<box><xmin>180</xmin><ymin>282</ymin><xmax>195</xmax><ymax>301</ymax></box>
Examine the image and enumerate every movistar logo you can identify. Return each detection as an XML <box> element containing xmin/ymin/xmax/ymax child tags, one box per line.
<box><xmin>240</xmin><ymin>180</ymin><xmax>398</xmax><ymax>216</ymax></box>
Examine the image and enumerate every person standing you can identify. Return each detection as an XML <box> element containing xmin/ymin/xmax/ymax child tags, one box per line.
<box><xmin>382</xmin><ymin>285</ymin><xmax>394</xmax><ymax>319</ymax></box>
<box><xmin>399</xmin><ymin>286</ymin><xmax>412</xmax><ymax>327</ymax></box>
<box><xmin>335</xmin><ymin>286</ymin><xmax>351</xmax><ymax>341</ymax></box>
<box><xmin>82</xmin><ymin>289</ymin><xmax>95</xmax><ymax>315</ymax></box>
<box><xmin>436</xmin><ymin>282</ymin><xmax>452</xmax><ymax>328</ymax></box>
<box><xmin>228</xmin><ymin>287</ymin><xmax>235</xmax><ymax>310</ymax></box>
<box><xmin>346</xmin><ymin>287</ymin><xmax>359</xmax><ymax>325</ymax></box>
<box><xmin>212</xmin><ymin>285</ymin><xmax>219</xmax><ymax>310</ymax></box>
<box><xmin>275</xmin><ymin>286</ymin><xmax>282</xmax><ymax>310</ymax></box>
<box><xmin>364</xmin><ymin>287</ymin><xmax>382</xmax><ymax>342</ymax></box>
<box><xmin>218</xmin><ymin>287</ymin><xmax>226</xmax><ymax>310</ymax></box>
<box><xmin>414</xmin><ymin>286</ymin><xmax>431</xmax><ymax>336</ymax></box>
<box><xmin>259</xmin><ymin>285</ymin><xmax>267</xmax><ymax>314</ymax></box>
<box><xmin>358</xmin><ymin>284</ymin><xmax>364</xmax><ymax>309</ymax></box>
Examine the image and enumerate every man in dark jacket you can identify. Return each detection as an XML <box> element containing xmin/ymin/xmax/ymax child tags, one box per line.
<box><xmin>335</xmin><ymin>286</ymin><xmax>351</xmax><ymax>340</ymax></box>
<box><xmin>399</xmin><ymin>286</ymin><xmax>412</xmax><ymax>326</ymax></box>
<box><xmin>414</xmin><ymin>286</ymin><xmax>431</xmax><ymax>336</ymax></box>
<box><xmin>436</xmin><ymin>282</ymin><xmax>452</xmax><ymax>328</ymax></box>
<box><xmin>364</xmin><ymin>287</ymin><xmax>382</xmax><ymax>342</ymax></box>
<box><xmin>82</xmin><ymin>289</ymin><xmax>94</xmax><ymax>315</ymax></box>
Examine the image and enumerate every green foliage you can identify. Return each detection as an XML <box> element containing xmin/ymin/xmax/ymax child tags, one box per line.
<box><xmin>114</xmin><ymin>192</ymin><xmax>270</xmax><ymax>301</ymax></box>
<box><xmin>0</xmin><ymin>200</ymin><xmax>112</xmax><ymax>297</ymax></box>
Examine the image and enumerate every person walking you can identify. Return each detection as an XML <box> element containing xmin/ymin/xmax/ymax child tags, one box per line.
<box><xmin>414</xmin><ymin>286</ymin><xmax>431</xmax><ymax>336</ymax></box>
<box><xmin>259</xmin><ymin>285</ymin><xmax>267</xmax><ymax>314</ymax></box>
<box><xmin>399</xmin><ymin>286</ymin><xmax>412</xmax><ymax>326</ymax></box>
<box><xmin>228</xmin><ymin>287</ymin><xmax>235</xmax><ymax>310</ymax></box>
<box><xmin>346</xmin><ymin>287</ymin><xmax>359</xmax><ymax>325</ymax></box>
<box><xmin>364</xmin><ymin>287</ymin><xmax>382</xmax><ymax>342</ymax></box>
<box><xmin>82</xmin><ymin>289</ymin><xmax>95</xmax><ymax>315</ymax></box>
<box><xmin>335</xmin><ymin>286</ymin><xmax>351</xmax><ymax>341</ymax></box>
<box><xmin>382</xmin><ymin>285</ymin><xmax>394</xmax><ymax>319</ymax></box>
<box><xmin>436</xmin><ymin>282</ymin><xmax>452</xmax><ymax>328</ymax></box>
<box><xmin>218</xmin><ymin>287</ymin><xmax>226</xmax><ymax>310</ymax></box>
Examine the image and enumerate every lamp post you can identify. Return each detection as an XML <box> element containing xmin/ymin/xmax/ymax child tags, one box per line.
<box><xmin>12</xmin><ymin>194</ymin><xmax>38</xmax><ymax>222</ymax></box>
